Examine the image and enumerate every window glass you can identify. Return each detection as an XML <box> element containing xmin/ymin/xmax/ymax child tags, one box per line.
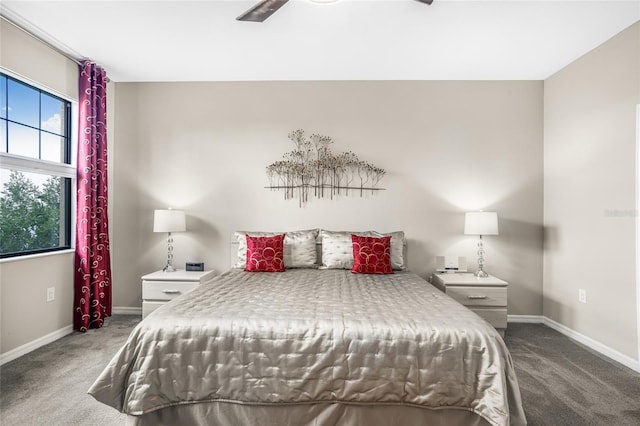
<box><xmin>41</xmin><ymin>93</ymin><xmax>66</xmax><ymax>136</ymax></box>
<box><xmin>7</xmin><ymin>79</ymin><xmax>39</xmax><ymax>128</ymax></box>
<box><xmin>0</xmin><ymin>75</ymin><xmax>6</xmax><ymax>120</ymax></box>
<box><xmin>0</xmin><ymin>169</ymin><xmax>71</xmax><ymax>256</ymax></box>
<box><xmin>7</xmin><ymin>122</ymin><xmax>39</xmax><ymax>159</ymax></box>
<box><xmin>0</xmin><ymin>119</ymin><xmax>6</xmax><ymax>153</ymax></box>
<box><xmin>41</xmin><ymin>133</ymin><xmax>65</xmax><ymax>163</ymax></box>
<box><xmin>0</xmin><ymin>72</ymin><xmax>73</xmax><ymax>258</ymax></box>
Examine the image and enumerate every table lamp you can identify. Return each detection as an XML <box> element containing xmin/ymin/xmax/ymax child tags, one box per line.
<box><xmin>153</xmin><ymin>208</ymin><xmax>186</xmax><ymax>272</ymax></box>
<box><xmin>464</xmin><ymin>211</ymin><xmax>499</xmax><ymax>278</ymax></box>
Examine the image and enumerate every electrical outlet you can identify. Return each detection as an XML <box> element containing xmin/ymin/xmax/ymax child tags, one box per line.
<box><xmin>46</xmin><ymin>287</ymin><xmax>55</xmax><ymax>302</ymax></box>
<box><xmin>578</xmin><ymin>289</ymin><xmax>587</xmax><ymax>304</ymax></box>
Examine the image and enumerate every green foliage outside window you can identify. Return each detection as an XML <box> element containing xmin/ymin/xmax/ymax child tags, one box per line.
<box><xmin>0</xmin><ymin>170</ymin><xmax>65</xmax><ymax>255</ymax></box>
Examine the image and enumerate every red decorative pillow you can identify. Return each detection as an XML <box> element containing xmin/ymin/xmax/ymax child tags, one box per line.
<box><xmin>245</xmin><ymin>234</ymin><xmax>286</xmax><ymax>272</ymax></box>
<box><xmin>351</xmin><ymin>235</ymin><xmax>394</xmax><ymax>274</ymax></box>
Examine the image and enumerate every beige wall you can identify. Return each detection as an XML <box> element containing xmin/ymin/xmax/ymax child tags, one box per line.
<box><xmin>0</xmin><ymin>18</ymin><xmax>78</xmax><ymax>355</ymax></box>
<box><xmin>110</xmin><ymin>80</ymin><xmax>544</xmax><ymax>316</ymax></box>
<box><xmin>544</xmin><ymin>22</ymin><xmax>640</xmax><ymax>359</ymax></box>
<box><xmin>0</xmin><ymin>254</ymin><xmax>75</xmax><ymax>352</ymax></box>
<box><xmin>0</xmin><ymin>18</ymin><xmax>78</xmax><ymax>101</ymax></box>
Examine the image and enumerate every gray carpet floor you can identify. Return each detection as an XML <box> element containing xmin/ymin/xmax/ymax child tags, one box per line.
<box><xmin>1</xmin><ymin>316</ymin><xmax>639</xmax><ymax>425</ymax></box>
<box><xmin>0</xmin><ymin>316</ymin><xmax>135</xmax><ymax>426</ymax></box>
<box><xmin>505</xmin><ymin>323</ymin><xmax>640</xmax><ymax>425</ymax></box>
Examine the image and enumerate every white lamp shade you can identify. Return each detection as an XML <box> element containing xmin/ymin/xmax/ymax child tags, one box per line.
<box><xmin>464</xmin><ymin>211</ymin><xmax>499</xmax><ymax>236</ymax></box>
<box><xmin>153</xmin><ymin>209</ymin><xmax>186</xmax><ymax>233</ymax></box>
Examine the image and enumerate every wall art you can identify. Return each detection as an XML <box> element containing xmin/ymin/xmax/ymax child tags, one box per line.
<box><xmin>266</xmin><ymin>129</ymin><xmax>386</xmax><ymax>207</ymax></box>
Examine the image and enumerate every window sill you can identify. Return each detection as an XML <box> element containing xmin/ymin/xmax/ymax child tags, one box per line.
<box><xmin>0</xmin><ymin>248</ymin><xmax>74</xmax><ymax>264</ymax></box>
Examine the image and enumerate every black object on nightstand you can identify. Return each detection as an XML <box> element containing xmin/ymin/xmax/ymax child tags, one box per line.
<box><xmin>186</xmin><ymin>262</ymin><xmax>204</xmax><ymax>271</ymax></box>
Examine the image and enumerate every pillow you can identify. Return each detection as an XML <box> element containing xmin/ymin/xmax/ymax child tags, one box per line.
<box><xmin>369</xmin><ymin>230</ymin><xmax>406</xmax><ymax>270</ymax></box>
<box><xmin>283</xmin><ymin>229</ymin><xmax>319</xmax><ymax>268</ymax></box>
<box><xmin>234</xmin><ymin>229</ymin><xmax>318</xmax><ymax>268</ymax></box>
<box><xmin>351</xmin><ymin>235</ymin><xmax>393</xmax><ymax>274</ymax></box>
<box><xmin>319</xmin><ymin>230</ymin><xmax>372</xmax><ymax>269</ymax></box>
<box><xmin>245</xmin><ymin>234</ymin><xmax>285</xmax><ymax>272</ymax></box>
<box><xmin>234</xmin><ymin>231</ymin><xmax>278</xmax><ymax>268</ymax></box>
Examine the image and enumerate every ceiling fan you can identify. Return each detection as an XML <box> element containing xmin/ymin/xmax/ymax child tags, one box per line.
<box><xmin>237</xmin><ymin>0</ymin><xmax>434</xmax><ymax>23</ymax></box>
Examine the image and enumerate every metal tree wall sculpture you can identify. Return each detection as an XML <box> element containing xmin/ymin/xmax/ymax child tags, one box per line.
<box><xmin>266</xmin><ymin>130</ymin><xmax>386</xmax><ymax>207</ymax></box>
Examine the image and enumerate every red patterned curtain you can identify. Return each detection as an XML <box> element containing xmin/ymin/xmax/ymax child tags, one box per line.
<box><xmin>74</xmin><ymin>61</ymin><xmax>112</xmax><ymax>331</ymax></box>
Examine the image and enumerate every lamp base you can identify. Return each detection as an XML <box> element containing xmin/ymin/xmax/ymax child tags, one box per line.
<box><xmin>473</xmin><ymin>235</ymin><xmax>489</xmax><ymax>278</ymax></box>
<box><xmin>162</xmin><ymin>264</ymin><xmax>177</xmax><ymax>272</ymax></box>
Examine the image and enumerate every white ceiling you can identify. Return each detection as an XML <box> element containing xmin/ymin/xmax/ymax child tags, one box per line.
<box><xmin>2</xmin><ymin>0</ymin><xmax>639</xmax><ymax>82</ymax></box>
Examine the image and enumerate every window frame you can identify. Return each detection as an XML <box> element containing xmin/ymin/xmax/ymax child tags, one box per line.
<box><xmin>0</xmin><ymin>69</ymin><xmax>77</xmax><ymax>260</ymax></box>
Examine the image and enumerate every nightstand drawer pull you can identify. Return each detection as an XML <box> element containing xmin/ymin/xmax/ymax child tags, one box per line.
<box><xmin>468</xmin><ymin>295</ymin><xmax>488</xmax><ymax>300</ymax></box>
<box><xmin>162</xmin><ymin>289</ymin><xmax>181</xmax><ymax>294</ymax></box>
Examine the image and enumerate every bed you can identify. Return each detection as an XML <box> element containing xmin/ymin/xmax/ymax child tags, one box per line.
<box><xmin>89</xmin><ymin>230</ymin><xmax>526</xmax><ymax>426</ymax></box>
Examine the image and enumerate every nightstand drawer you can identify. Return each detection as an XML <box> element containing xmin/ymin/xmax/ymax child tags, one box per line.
<box><xmin>470</xmin><ymin>308</ymin><xmax>508</xmax><ymax>329</ymax></box>
<box><xmin>142</xmin><ymin>281</ymin><xmax>198</xmax><ymax>301</ymax></box>
<box><xmin>446</xmin><ymin>286</ymin><xmax>507</xmax><ymax>307</ymax></box>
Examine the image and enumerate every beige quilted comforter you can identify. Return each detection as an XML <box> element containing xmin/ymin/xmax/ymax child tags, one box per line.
<box><xmin>89</xmin><ymin>269</ymin><xmax>526</xmax><ymax>426</ymax></box>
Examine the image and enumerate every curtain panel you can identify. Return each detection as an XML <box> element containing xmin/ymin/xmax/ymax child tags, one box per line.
<box><xmin>74</xmin><ymin>61</ymin><xmax>112</xmax><ymax>331</ymax></box>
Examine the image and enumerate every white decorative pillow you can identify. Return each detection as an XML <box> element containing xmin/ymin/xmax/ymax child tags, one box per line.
<box><xmin>234</xmin><ymin>229</ymin><xmax>319</xmax><ymax>269</ymax></box>
<box><xmin>370</xmin><ymin>230</ymin><xmax>407</xmax><ymax>270</ymax></box>
<box><xmin>319</xmin><ymin>230</ymin><xmax>372</xmax><ymax>269</ymax></box>
<box><xmin>283</xmin><ymin>229</ymin><xmax>319</xmax><ymax>268</ymax></box>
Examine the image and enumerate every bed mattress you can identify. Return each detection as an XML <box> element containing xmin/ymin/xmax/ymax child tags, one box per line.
<box><xmin>89</xmin><ymin>269</ymin><xmax>526</xmax><ymax>426</ymax></box>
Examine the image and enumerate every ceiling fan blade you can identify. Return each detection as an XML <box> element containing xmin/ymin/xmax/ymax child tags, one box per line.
<box><xmin>237</xmin><ymin>0</ymin><xmax>290</xmax><ymax>22</ymax></box>
<box><xmin>416</xmin><ymin>0</ymin><xmax>434</xmax><ymax>4</ymax></box>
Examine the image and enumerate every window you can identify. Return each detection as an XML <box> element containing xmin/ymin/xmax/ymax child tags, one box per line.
<box><xmin>0</xmin><ymin>72</ymin><xmax>74</xmax><ymax>258</ymax></box>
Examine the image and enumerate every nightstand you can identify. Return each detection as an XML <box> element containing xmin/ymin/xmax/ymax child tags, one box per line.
<box><xmin>431</xmin><ymin>272</ymin><xmax>508</xmax><ymax>337</ymax></box>
<box><xmin>141</xmin><ymin>269</ymin><xmax>216</xmax><ymax>318</ymax></box>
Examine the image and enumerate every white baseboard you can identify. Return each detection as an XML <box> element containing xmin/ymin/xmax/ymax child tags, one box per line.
<box><xmin>543</xmin><ymin>317</ymin><xmax>640</xmax><ymax>373</ymax></box>
<box><xmin>1</xmin><ymin>308</ymin><xmax>139</xmax><ymax>366</ymax></box>
<box><xmin>0</xmin><ymin>325</ymin><xmax>73</xmax><ymax>366</ymax></box>
<box><xmin>508</xmin><ymin>315</ymin><xmax>544</xmax><ymax>323</ymax></box>
<box><xmin>112</xmin><ymin>306</ymin><xmax>142</xmax><ymax>316</ymax></box>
